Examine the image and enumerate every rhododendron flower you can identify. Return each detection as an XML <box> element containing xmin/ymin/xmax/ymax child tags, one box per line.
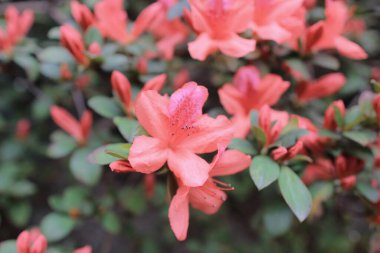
<box><xmin>187</xmin><ymin>0</ymin><xmax>255</xmax><ymax>60</ymax></box>
<box><xmin>50</xmin><ymin>105</ymin><xmax>92</xmax><ymax>145</ymax></box>
<box><xmin>373</xmin><ymin>94</ymin><xmax>380</xmax><ymax>123</ymax></box>
<box><xmin>60</xmin><ymin>25</ymin><xmax>89</xmax><ymax>65</ymax></box>
<box><xmin>71</xmin><ymin>0</ymin><xmax>96</xmax><ymax>31</ymax></box>
<box><xmin>16</xmin><ymin>119</ymin><xmax>31</xmax><ymax>140</ymax></box>
<box><xmin>94</xmin><ymin>0</ymin><xmax>136</xmax><ymax>44</ymax></box>
<box><xmin>271</xmin><ymin>141</ymin><xmax>303</xmax><ymax>161</ymax></box>
<box><xmin>134</xmin><ymin>0</ymin><xmax>189</xmax><ymax>59</ymax></box>
<box><xmin>297</xmin><ymin>0</ymin><xmax>367</xmax><ymax>59</ymax></box>
<box><xmin>258</xmin><ymin>105</ymin><xmax>289</xmax><ymax>146</ymax></box>
<box><xmin>73</xmin><ymin>246</ymin><xmax>92</xmax><ymax>253</ymax></box>
<box><xmin>129</xmin><ymin>82</ymin><xmax>233</xmax><ymax>187</ymax></box>
<box><xmin>111</xmin><ymin>70</ymin><xmax>167</xmax><ymax>116</ymax></box>
<box><xmin>219</xmin><ymin>66</ymin><xmax>290</xmax><ymax>138</ymax></box>
<box><xmin>251</xmin><ymin>0</ymin><xmax>304</xmax><ymax>43</ymax></box>
<box><xmin>0</xmin><ymin>5</ymin><xmax>34</xmax><ymax>53</ymax></box>
<box><xmin>296</xmin><ymin>73</ymin><xmax>346</xmax><ymax>103</ymax></box>
<box><xmin>169</xmin><ymin>146</ymin><xmax>251</xmax><ymax>240</ymax></box>
<box><xmin>17</xmin><ymin>228</ymin><xmax>47</xmax><ymax>253</ymax></box>
<box><xmin>324</xmin><ymin>100</ymin><xmax>345</xmax><ymax>131</ymax></box>
<box><xmin>302</xmin><ymin>155</ymin><xmax>364</xmax><ymax>185</ymax></box>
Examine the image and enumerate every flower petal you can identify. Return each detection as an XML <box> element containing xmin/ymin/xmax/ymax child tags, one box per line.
<box><xmin>188</xmin><ymin>33</ymin><xmax>218</xmax><ymax>61</ymax></box>
<box><xmin>169</xmin><ymin>186</ymin><xmax>190</xmax><ymax>241</ymax></box>
<box><xmin>210</xmin><ymin>150</ymin><xmax>251</xmax><ymax>177</ymax></box>
<box><xmin>109</xmin><ymin>160</ymin><xmax>135</xmax><ymax>173</ymax></box>
<box><xmin>335</xmin><ymin>36</ymin><xmax>368</xmax><ymax>60</ymax></box>
<box><xmin>134</xmin><ymin>90</ymin><xmax>170</xmax><ymax>139</ymax></box>
<box><xmin>217</xmin><ymin>34</ymin><xmax>256</xmax><ymax>58</ymax></box>
<box><xmin>168</xmin><ymin>149</ymin><xmax>210</xmax><ymax>187</ymax></box>
<box><xmin>218</xmin><ymin>84</ymin><xmax>245</xmax><ymax>115</ymax></box>
<box><xmin>189</xmin><ymin>181</ymin><xmax>226</xmax><ymax>214</ymax></box>
<box><xmin>143</xmin><ymin>74</ymin><xmax>167</xmax><ymax>91</ymax></box>
<box><xmin>179</xmin><ymin>115</ymin><xmax>233</xmax><ymax>154</ymax></box>
<box><xmin>129</xmin><ymin>136</ymin><xmax>168</xmax><ymax>174</ymax></box>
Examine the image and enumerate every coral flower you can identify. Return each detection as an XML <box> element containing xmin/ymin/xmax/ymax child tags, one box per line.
<box><xmin>134</xmin><ymin>0</ymin><xmax>189</xmax><ymax>59</ymax></box>
<box><xmin>169</xmin><ymin>146</ymin><xmax>251</xmax><ymax>240</ymax></box>
<box><xmin>251</xmin><ymin>0</ymin><xmax>304</xmax><ymax>44</ymax></box>
<box><xmin>128</xmin><ymin>82</ymin><xmax>233</xmax><ymax>187</ymax></box>
<box><xmin>296</xmin><ymin>73</ymin><xmax>346</xmax><ymax>103</ymax></box>
<box><xmin>73</xmin><ymin>246</ymin><xmax>92</xmax><ymax>253</ymax></box>
<box><xmin>71</xmin><ymin>0</ymin><xmax>96</xmax><ymax>31</ymax></box>
<box><xmin>258</xmin><ymin>105</ymin><xmax>289</xmax><ymax>146</ymax></box>
<box><xmin>111</xmin><ymin>71</ymin><xmax>167</xmax><ymax>116</ymax></box>
<box><xmin>324</xmin><ymin>100</ymin><xmax>345</xmax><ymax>131</ymax></box>
<box><xmin>187</xmin><ymin>0</ymin><xmax>255</xmax><ymax>60</ymax></box>
<box><xmin>218</xmin><ymin>66</ymin><xmax>290</xmax><ymax>138</ymax></box>
<box><xmin>0</xmin><ymin>5</ymin><xmax>34</xmax><ymax>53</ymax></box>
<box><xmin>16</xmin><ymin>228</ymin><xmax>47</xmax><ymax>253</ymax></box>
<box><xmin>300</xmin><ymin>0</ymin><xmax>367</xmax><ymax>59</ymax></box>
<box><xmin>60</xmin><ymin>24</ymin><xmax>89</xmax><ymax>65</ymax></box>
<box><xmin>50</xmin><ymin>105</ymin><xmax>92</xmax><ymax>145</ymax></box>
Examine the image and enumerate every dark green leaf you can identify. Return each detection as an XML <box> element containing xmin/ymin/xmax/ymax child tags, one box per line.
<box><xmin>70</xmin><ymin>149</ymin><xmax>102</xmax><ymax>186</ymax></box>
<box><xmin>343</xmin><ymin>131</ymin><xmax>376</xmax><ymax>146</ymax></box>
<box><xmin>228</xmin><ymin>138</ymin><xmax>256</xmax><ymax>155</ymax></box>
<box><xmin>38</xmin><ymin>46</ymin><xmax>74</xmax><ymax>64</ymax></box>
<box><xmin>47</xmin><ymin>131</ymin><xmax>77</xmax><ymax>158</ymax></box>
<box><xmin>40</xmin><ymin>213</ymin><xmax>76</xmax><ymax>242</ymax></box>
<box><xmin>357</xmin><ymin>183</ymin><xmax>379</xmax><ymax>203</ymax></box>
<box><xmin>88</xmin><ymin>96</ymin><xmax>123</xmax><ymax>118</ymax></box>
<box><xmin>101</xmin><ymin>212</ymin><xmax>121</xmax><ymax>234</ymax></box>
<box><xmin>88</xmin><ymin>144</ymin><xmax>124</xmax><ymax>165</ymax></box>
<box><xmin>114</xmin><ymin>117</ymin><xmax>144</xmax><ymax>142</ymax></box>
<box><xmin>276</xmin><ymin>129</ymin><xmax>309</xmax><ymax>148</ymax></box>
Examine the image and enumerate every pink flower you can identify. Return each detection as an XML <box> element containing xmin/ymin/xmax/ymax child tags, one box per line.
<box><xmin>271</xmin><ymin>141</ymin><xmax>303</xmax><ymax>161</ymax></box>
<box><xmin>111</xmin><ymin>71</ymin><xmax>167</xmax><ymax>115</ymax></box>
<box><xmin>300</xmin><ymin>0</ymin><xmax>367</xmax><ymax>59</ymax></box>
<box><xmin>16</xmin><ymin>119</ymin><xmax>31</xmax><ymax>140</ymax></box>
<box><xmin>169</xmin><ymin>146</ymin><xmax>251</xmax><ymax>240</ymax></box>
<box><xmin>94</xmin><ymin>0</ymin><xmax>134</xmax><ymax>44</ymax></box>
<box><xmin>323</xmin><ymin>100</ymin><xmax>345</xmax><ymax>131</ymax></box>
<box><xmin>0</xmin><ymin>5</ymin><xmax>34</xmax><ymax>53</ymax></box>
<box><xmin>251</xmin><ymin>0</ymin><xmax>304</xmax><ymax>43</ymax></box>
<box><xmin>71</xmin><ymin>0</ymin><xmax>96</xmax><ymax>31</ymax></box>
<box><xmin>73</xmin><ymin>246</ymin><xmax>92</xmax><ymax>253</ymax></box>
<box><xmin>218</xmin><ymin>66</ymin><xmax>290</xmax><ymax>138</ymax></box>
<box><xmin>134</xmin><ymin>0</ymin><xmax>189</xmax><ymax>59</ymax></box>
<box><xmin>128</xmin><ymin>82</ymin><xmax>233</xmax><ymax>187</ymax></box>
<box><xmin>50</xmin><ymin>105</ymin><xmax>92</xmax><ymax>145</ymax></box>
<box><xmin>16</xmin><ymin>228</ymin><xmax>47</xmax><ymax>253</ymax></box>
<box><xmin>187</xmin><ymin>0</ymin><xmax>255</xmax><ymax>60</ymax></box>
<box><xmin>258</xmin><ymin>105</ymin><xmax>289</xmax><ymax>146</ymax></box>
<box><xmin>60</xmin><ymin>25</ymin><xmax>89</xmax><ymax>65</ymax></box>
<box><xmin>296</xmin><ymin>73</ymin><xmax>346</xmax><ymax>103</ymax></box>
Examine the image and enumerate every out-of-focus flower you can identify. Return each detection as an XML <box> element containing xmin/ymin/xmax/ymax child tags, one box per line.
<box><xmin>324</xmin><ymin>100</ymin><xmax>345</xmax><ymax>131</ymax></box>
<box><xmin>340</xmin><ymin>175</ymin><xmax>356</xmax><ymax>190</ymax></box>
<box><xmin>169</xmin><ymin>145</ymin><xmax>251</xmax><ymax>240</ymax></box>
<box><xmin>173</xmin><ymin>68</ymin><xmax>190</xmax><ymax>90</ymax></box>
<box><xmin>88</xmin><ymin>42</ymin><xmax>101</xmax><ymax>56</ymax></box>
<box><xmin>60</xmin><ymin>63</ymin><xmax>73</xmax><ymax>81</ymax></box>
<box><xmin>71</xmin><ymin>0</ymin><xmax>96</xmax><ymax>31</ymax></box>
<box><xmin>251</xmin><ymin>0</ymin><xmax>304</xmax><ymax>44</ymax></box>
<box><xmin>111</xmin><ymin>70</ymin><xmax>167</xmax><ymax>116</ymax></box>
<box><xmin>187</xmin><ymin>0</ymin><xmax>255</xmax><ymax>60</ymax></box>
<box><xmin>296</xmin><ymin>73</ymin><xmax>346</xmax><ymax>103</ymax></box>
<box><xmin>16</xmin><ymin>228</ymin><xmax>47</xmax><ymax>253</ymax></box>
<box><xmin>60</xmin><ymin>24</ymin><xmax>89</xmax><ymax>66</ymax></box>
<box><xmin>50</xmin><ymin>105</ymin><xmax>92</xmax><ymax>145</ymax></box>
<box><xmin>0</xmin><ymin>5</ymin><xmax>34</xmax><ymax>53</ymax></box>
<box><xmin>258</xmin><ymin>105</ymin><xmax>289</xmax><ymax>146</ymax></box>
<box><xmin>73</xmin><ymin>246</ymin><xmax>92</xmax><ymax>253</ymax></box>
<box><xmin>303</xmin><ymin>0</ymin><xmax>317</xmax><ymax>9</ymax></box>
<box><xmin>75</xmin><ymin>74</ymin><xmax>91</xmax><ymax>90</ymax></box>
<box><xmin>296</xmin><ymin>0</ymin><xmax>367</xmax><ymax>59</ymax></box>
<box><xmin>16</xmin><ymin>119</ymin><xmax>31</xmax><ymax>140</ymax></box>
<box><xmin>134</xmin><ymin>0</ymin><xmax>189</xmax><ymax>59</ymax></box>
<box><xmin>128</xmin><ymin>82</ymin><xmax>233</xmax><ymax>187</ymax></box>
<box><xmin>271</xmin><ymin>141</ymin><xmax>303</xmax><ymax>161</ymax></box>
<box><xmin>144</xmin><ymin>173</ymin><xmax>156</xmax><ymax>199</ymax></box>
<box><xmin>219</xmin><ymin>66</ymin><xmax>289</xmax><ymax>138</ymax></box>
<box><xmin>94</xmin><ymin>0</ymin><xmax>135</xmax><ymax>44</ymax></box>
<box><xmin>373</xmin><ymin>94</ymin><xmax>380</xmax><ymax>123</ymax></box>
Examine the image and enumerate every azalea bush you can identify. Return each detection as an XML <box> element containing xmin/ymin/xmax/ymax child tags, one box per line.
<box><xmin>1</xmin><ymin>0</ymin><xmax>380</xmax><ymax>252</ymax></box>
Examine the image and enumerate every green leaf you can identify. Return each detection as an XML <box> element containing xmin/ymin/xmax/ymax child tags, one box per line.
<box><xmin>101</xmin><ymin>212</ymin><xmax>121</xmax><ymax>234</ymax></box>
<box><xmin>14</xmin><ymin>54</ymin><xmax>40</xmax><ymax>81</ymax></box>
<box><xmin>40</xmin><ymin>213</ymin><xmax>76</xmax><ymax>242</ymax></box>
<box><xmin>333</xmin><ymin>106</ymin><xmax>344</xmax><ymax>129</ymax></box>
<box><xmin>47</xmin><ymin>131</ymin><xmax>77</xmax><ymax>158</ymax></box>
<box><xmin>101</xmin><ymin>54</ymin><xmax>129</xmax><ymax>71</ymax></box>
<box><xmin>0</xmin><ymin>240</ymin><xmax>17</xmax><ymax>253</ymax></box>
<box><xmin>263</xmin><ymin>204</ymin><xmax>293</xmax><ymax>237</ymax></box>
<box><xmin>88</xmin><ymin>96</ymin><xmax>123</xmax><ymax>118</ymax></box>
<box><xmin>8</xmin><ymin>181</ymin><xmax>36</xmax><ymax>197</ymax></box>
<box><xmin>7</xmin><ymin>201</ymin><xmax>31</xmax><ymax>227</ymax></box>
<box><xmin>228</xmin><ymin>138</ymin><xmax>256</xmax><ymax>155</ymax></box>
<box><xmin>70</xmin><ymin>149</ymin><xmax>102</xmax><ymax>186</ymax></box>
<box><xmin>344</xmin><ymin>106</ymin><xmax>362</xmax><ymax>130</ymax></box>
<box><xmin>313</xmin><ymin>54</ymin><xmax>340</xmax><ymax>70</ymax></box>
<box><xmin>357</xmin><ymin>183</ymin><xmax>379</xmax><ymax>203</ymax></box>
<box><xmin>105</xmin><ymin>143</ymin><xmax>131</xmax><ymax>160</ymax></box>
<box><xmin>276</xmin><ymin>129</ymin><xmax>309</xmax><ymax>148</ymax></box>
<box><xmin>88</xmin><ymin>144</ymin><xmax>124</xmax><ymax>165</ymax></box>
<box><xmin>118</xmin><ymin>186</ymin><xmax>147</xmax><ymax>215</ymax></box>
<box><xmin>40</xmin><ymin>63</ymin><xmax>61</xmax><ymax>80</ymax></box>
<box><xmin>318</xmin><ymin>129</ymin><xmax>340</xmax><ymax>139</ymax></box>
<box><xmin>84</xmin><ymin>27</ymin><xmax>103</xmax><ymax>46</ymax></box>
<box><xmin>249</xmin><ymin>155</ymin><xmax>280</xmax><ymax>190</ymax></box>
<box><xmin>250</xmin><ymin>110</ymin><xmax>259</xmax><ymax>126</ymax></box>
<box><xmin>167</xmin><ymin>0</ymin><xmax>189</xmax><ymax>20</ymax></box>
<box><xmin>114</xmin><ymin>117</ymin><xmax>144</xmax><ymax>142</ymax></box>
<box><xmin>252</xmin><ymin>126</ymin><xmax>267</xmax><ymax>147</ymax></box>
<box><xmin>278</xmin><ymin>166</ymin><xmax>312</xmax><ymax>222</ymax></box>
<box><xmin>38</xmin><ymin>46</ymin><xmax>74</xmax><ymax>64</ymax></box>
<box><xmin>343</xmin><ymin>131</ymin><xmax>376</xmax><ymax>146</ymax></box>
